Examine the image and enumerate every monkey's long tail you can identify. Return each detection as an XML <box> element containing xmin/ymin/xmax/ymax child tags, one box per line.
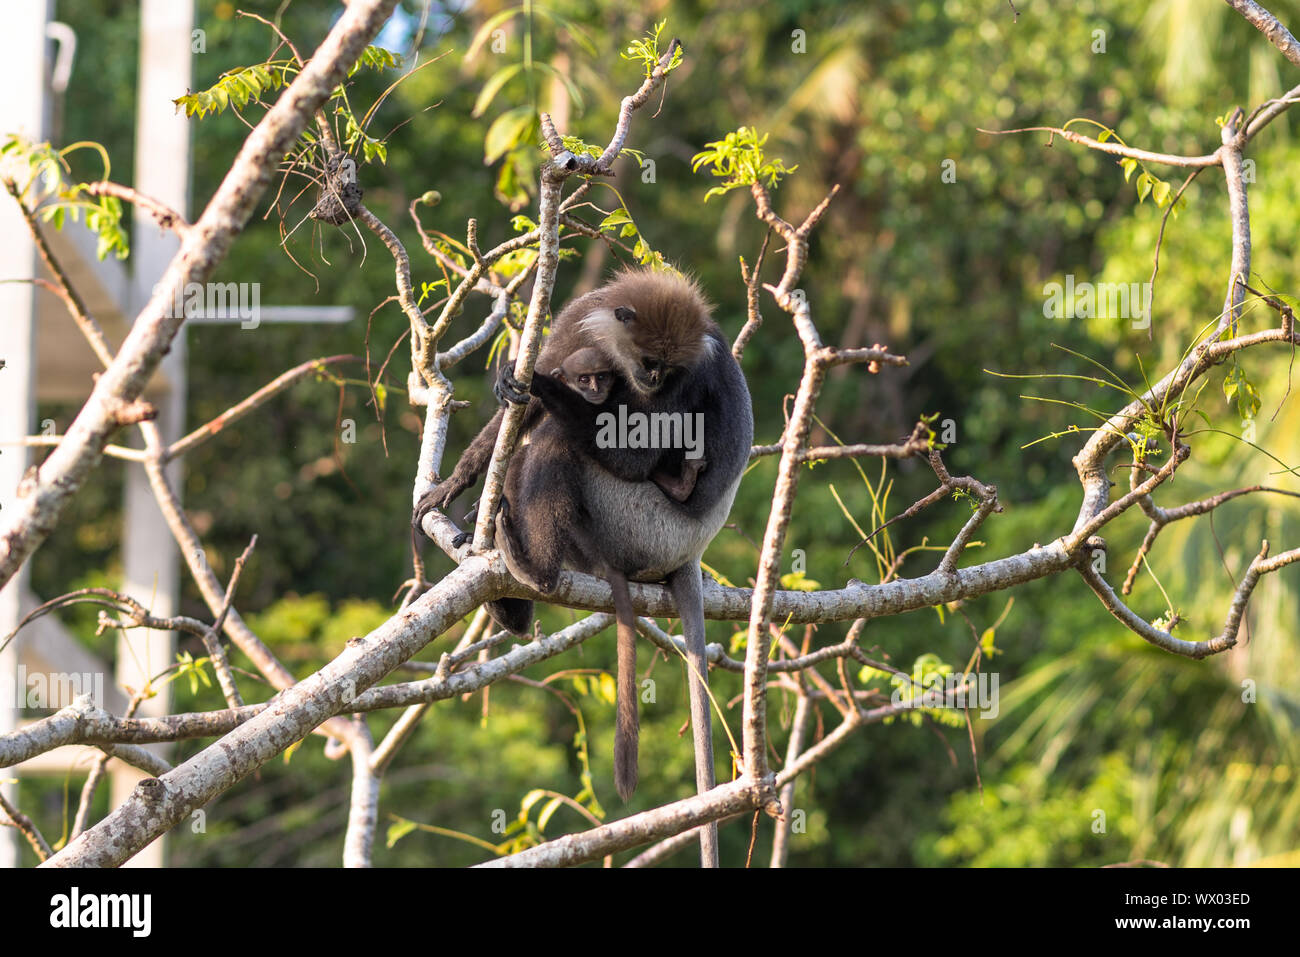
<box><xmin>610</xmin><ymin>574</ymin><xmax>639</xmax><ymax>802</ymax></box>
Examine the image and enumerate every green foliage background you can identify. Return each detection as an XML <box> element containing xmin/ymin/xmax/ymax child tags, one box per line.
<box><xmin>16</xmin><ymin>0</ymin><xmax>1300</xmax><ymax>866</ymax></box>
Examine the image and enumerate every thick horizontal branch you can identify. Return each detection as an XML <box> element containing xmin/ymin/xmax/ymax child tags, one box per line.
<box><xmin>510</xmin><ymin>526</ymin><xmax>1076</xmax><ymax>627</ymax></box>
<box><xmin>0</xmin><ymin>696</ymin><xmax>262</xmax><ymax>767</ymax></box>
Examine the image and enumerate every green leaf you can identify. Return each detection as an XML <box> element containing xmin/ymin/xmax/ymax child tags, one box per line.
<box><xmin>692</xmin><ymin>125</ymin><xmax>796</xmax><ymax>199</ymax></box>
<box><xmin>1222</xmin><ymin>363</ymin><xmax>1260</xmax><ymax>419</ymax></box>
<box><xmin>483</xmin><ymin>105</ymin><xmax>536</xmax><ymax>165</ymax></box>
<box><xmin>779</xmin><ymin>571</ymin><xmax>822</xmax><ymax>592</ymax></box>
<box><xmin>1222</xmin><ymin>365</ymin><xmax>1241</xmax><ymax>403</ymax></box>
<box><xmin>621</xmin><ymin>19</ymin><xmax>682</xmax><ymax>77</ymax></box>
<box><xmin>494</xmin><ymin>147</ymin><xmax>532</xmax><ymax>209</ymax></box>
<box><xmin>473</xmin><ymin>63</ymin><xmax>524</xmax><ymax>118</ymax></box>
<box><xmin>597</xmin><ymin>672</ymin><xmax>616</xmax><ymax>705</ymax></box>
<box><xmin>1239</xmin><ymin>380</ymin><xmax>1260</xmax><ymax>419</ymax></box>
<box><xmin>1120</xmin><ymin>157</ymin><xmax>1138</xmax><ymax>182</ymax></box>
<box><xmin>352</xmin><ymin>45</ymin><xmax>401</xmax><ymax>76</ymax></box>
<box><xmin>173</xmin><ymin>60</ymin><xmax>291</xmax><ymax>119</ymax></box>
<box><xmin>1152</xmin><ymin>179</ymin><xmax>1171</xmax><ymax>207</ymax></box>
<box><xmin>1135</xmin><ymin>171</ymin><xmax>1153</xmax><ymax>203</ymax></box>
<box><xmin>387</xmin><ymin>817</ymin><xmax>418</xmax><ymax>847</ymax></box>
<box><xmin>537</xmin><ymin>796</ymin><xmax>564</xmax><ymax>831</ymax></box>
<box><xmin>599</xmin><ymin>209</ymin><xmax>633</xmax><ymax>229</ymax></box>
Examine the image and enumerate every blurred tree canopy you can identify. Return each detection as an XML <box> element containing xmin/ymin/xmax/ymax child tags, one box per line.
<box><xmin>21</xmin><ymin>0</ymin><xmax>1300</xmax><ymax>866</ymax></box>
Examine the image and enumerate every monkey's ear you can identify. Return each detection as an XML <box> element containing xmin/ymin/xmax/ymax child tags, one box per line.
<box><xmin>614</xmin><ymin>306</ymin><xmax>636</xmax><ymax>324</ymax></box>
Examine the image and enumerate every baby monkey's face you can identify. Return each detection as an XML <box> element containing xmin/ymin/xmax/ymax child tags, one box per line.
<box><xmin>555</xmin><ymin>346</ymin><xmax>615</xmax><ymax>404</ymax></box>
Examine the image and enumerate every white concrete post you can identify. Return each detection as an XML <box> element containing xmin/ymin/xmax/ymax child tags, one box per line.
<box><xmin>0</xmin><ymin>0</ymin><xmax>54</xmax><ymax>870</ymax></box>
<box><xmin>113</xmin><ymin>0</ymin><xmax>195</xmax><ymax>868</ymax></box>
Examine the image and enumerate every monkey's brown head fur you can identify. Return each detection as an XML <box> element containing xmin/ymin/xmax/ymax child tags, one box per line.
<box><xmin>578</xmin><ymin>268</ymin><xmax>717</xmax><ymax>396</ymax></box>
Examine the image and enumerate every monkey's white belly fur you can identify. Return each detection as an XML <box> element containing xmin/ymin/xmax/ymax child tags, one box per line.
<box><xmin>575</xmin><ymin>466</ymin><xmax>742</xmax><ymax>581</ymax></box>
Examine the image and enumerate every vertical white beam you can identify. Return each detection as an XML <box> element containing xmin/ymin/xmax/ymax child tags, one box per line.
<box><xmin>0</xmin><ymin>0</ymin><xmax>54</xmax><ymax>870</ymax></box>
<box><xmin>113</xmin><ymin>0</ymin><xmax>194</xmax><ymax>868</ymax></box>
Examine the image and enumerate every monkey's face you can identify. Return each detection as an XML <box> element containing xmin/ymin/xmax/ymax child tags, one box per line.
<box><xmin>565</xmin><ymin>368</ymin><xmax>614</xmax><ymax>404</ymax></box>
<box><xmin>614</xmin><ymin>305</ymin><xmax>711</xmax><ymax>395</ymax></box>
<box><xmin>578</xmin><ymin>270</ymin><xmax>715</xmax><ymax>397</ymax></box>
<box><xmin>557</xmin><ymin>348</ymin><xmax>615</xmax><ymax>404</ymax></box>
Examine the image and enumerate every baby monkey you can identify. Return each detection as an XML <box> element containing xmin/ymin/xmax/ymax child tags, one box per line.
<box><xmin>553</xmin><ymin>346</ymin><xmax>615</xmax><ymax>404</ymax></box>
<box><xmin>554</xmin><ymin>347</ymin><xmax>706</xmax><ymax>504</ymax></box>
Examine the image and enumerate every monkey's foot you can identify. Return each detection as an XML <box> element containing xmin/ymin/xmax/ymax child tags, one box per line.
<box><xmin>411</xmin><ymin>503</ymin><xmax>432</xmax><ymax>536</ymax></box>
<box><xmin>416</xmin><ymin>475</ymin><xmax>471</xmax><ymax>518</ymax></box>
<box><xmin>414</xmin><ymin>482</ymin><xmax>473</xmax><ymax>542</ymax></box>
<box><xmin>493</xmin><ymin>368</ymin><xmax>530</xmax><ymax>406</ymax></box>
<box><xmin>445</xmin><ymin>501</ymin><xmax>480</xmax><ymax>548</ymax></box>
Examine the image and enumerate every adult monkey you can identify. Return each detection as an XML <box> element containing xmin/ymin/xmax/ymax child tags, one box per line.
<box><xmin>418</xmin><ymin>269</ymin><xmax>752</xmax><ymax>867</ymax></box>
